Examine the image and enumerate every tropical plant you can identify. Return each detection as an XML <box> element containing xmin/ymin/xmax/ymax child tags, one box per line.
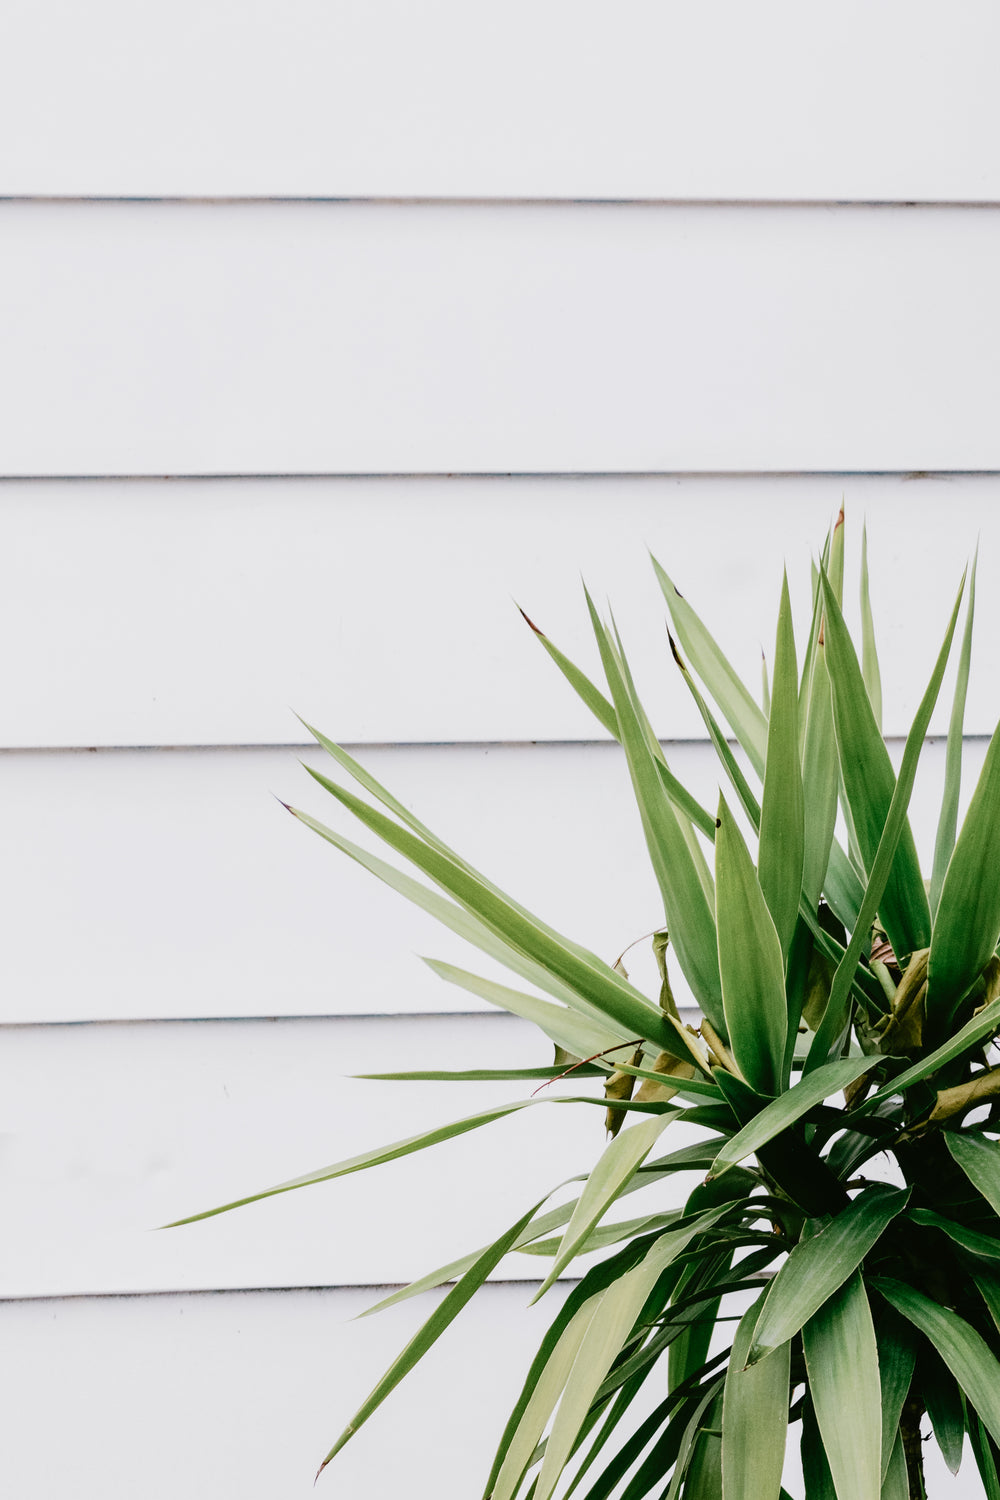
<box><xmin>175</xmin><ymin>512</ymin><xmax>1000</xmax><ymax>1498</ymax></box>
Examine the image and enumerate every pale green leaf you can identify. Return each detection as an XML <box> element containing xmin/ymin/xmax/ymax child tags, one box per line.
<box><xmin>722</xmin><ymin>1293</ymin><xmax>789</xmax><ymax>1500</ymax></box>
<box><xmin>534</xmin><ymin>1112</ymin><xmax>679</xmax><ymax>1296</ymax></box>
<box><xmin>803</xmin><ymin>1272</ymin><xmax>881</xmax><ymax>1500</ymax></box>
<box><xmin>650</xmin><ymin>554</ymin><xmax>767</xmax><ymax>776</ymax></box>
<box><xmin>930</xmin><ymin>549</ymin><xmax>977</xmax><ymax>916</ymax></box>
<box><xmin>758</xmin><ymin>571</ymin><xmax>805</xmax><ymax>959</ymax></box>
<box><xmin>859</xmin><ymin>522</ymin><xmax>883</xmax><ymax>731</ymax></box>
<box><xmin>585</xmin><ymin>594</ymin><xmax>724</xmax><ymax>1024</ymax></box>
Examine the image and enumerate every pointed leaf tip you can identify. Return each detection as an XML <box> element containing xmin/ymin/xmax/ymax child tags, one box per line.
<box><xmin>516</xmin><ymin>605</ymin><xmax>544</xmax><ymax>636</ymax></box>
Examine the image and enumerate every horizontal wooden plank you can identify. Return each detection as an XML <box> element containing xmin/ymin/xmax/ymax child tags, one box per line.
<box><xmin>0</xmin><ymin>1013</ymin><xmax>705</xmax><ymax>1297</ymax></box>
<box><xmin>0</xmin><ymin>474</ymin><xmax>993</xmax><ymax>747</ymax></box>
<box><xmin>0</xmin><ymin>1283</ymin><xmax>964</xmax><ymax>1499</ymax></box>
<box><xmin>2</xmin><ymin>2</ymin><xmax>998</xmax><ymax>200</ymax></box>
<box><xmin>1</xmin><ymin>204</ymin><xmax>999</xmax><ymax>474</ymax></box>
<box><xmin>0</xmin><ymin>738</ymin><xmax>987</xmax><ymax>1025</ymax></box>
<box><xmin>0</xmin><ymin>1284</ymin><xmax>576</xmax><ymax>1498</ymax></box>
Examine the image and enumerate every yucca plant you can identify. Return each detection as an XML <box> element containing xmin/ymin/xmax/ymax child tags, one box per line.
<box><xmin>176</xmin><ymin>512</ymin><xmax>1000</xmax><ymax>1498</ymax></box>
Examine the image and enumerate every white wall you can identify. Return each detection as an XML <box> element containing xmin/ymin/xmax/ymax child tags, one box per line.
<box><xmin>2</xmin><ymin>5</ymin><xmax>996</xmax><ymax>1495</ymax></box>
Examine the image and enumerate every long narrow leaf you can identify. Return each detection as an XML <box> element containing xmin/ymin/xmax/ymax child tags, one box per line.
<box><xmin>802</xmin><ymin>1272</ymin><xmax>882</xmax><ymax>1500</ymax></box>
<box><xmin>298</xmin><ymin>770</ymin><xmax>676</xmax><ymax>1049</ymax></box>
<box><xmin>806</xmin><ymin>576</ymin><xmax>964</xmax><ymax>1071</ymax></box>
<box><xmin>165</xmin><ymin>1099</ymin><xmax>539</xmax><ymax>1226</ymax></box>
<box><xmin>585</xmin><ymin>593</ymin><xmax>724</xmax><ymax>1024</ymax></box>
<box><xmin>859</xmin><ymin>522</ymin><xmax>883</xmax><ymax>731</ymax></box>
<box><xmin>927</xmin><ymin>699</ymin><xmax>1000</xmax><ymax>1040</ymax></box>
<box><xmin>722</xmin><ymin>1293</ymin><xmax>790</xmax><ymax>1500</ymax></box>
<box><xmin>650</xmin><ymin>554</ymin><xmax>767</xmax><ymax>776</ymax></box>
<box><xmin>518</xmin><ymin>608</ymin><xmax>716</xmax><ymax>838</ymax></box>
<box><xmin>317</xmin><ymin>1195</ymin><xmax>549</xmax><ymax>1476</ymax></box>
<box><xmin>715</xmin><ymin>797</ymin><xmax>788</xmax><ymax>1095</ymax></box>
<box><xmin>945</xmin><ymin>1132</ymin><xmax>1000</xmax><ymax>1217</ymax></box>
<box><xmin>758</xmin><ymin>571</ymin><xmax>805</xmax><ymax>959</ymax></box>
<box><xmin>930</xmin><ymin>549</ymin><xmax>977</xmax><ymax>916</ymax></box>
<box><xmin>877</xmin><ymin>1278</ymin><xmax>1000</xmax><ymax>1447</ymax></box>
<box><xmin>534</xmin><ymin>1112</ymin><xmax>679</xmax><ymax>1296</ymax></box>
<box><xmin>820</xmin><ymin>569</ymin><xmax>933</xmax><ymax>960</ymax></box>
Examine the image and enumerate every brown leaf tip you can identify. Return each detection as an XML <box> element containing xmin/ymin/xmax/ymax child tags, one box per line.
<box><xmin>517</xmin><ymin>605</ymin><xmax>545</xmax><ymax>636</ymax></box>
<box><xmin>667</xmin><ymin>631</ymin><xmax>687</xmax><ymax>671</ymax></box>
<box><xmin>834</xmin><ymin>506</ymin><xmax>844</xmax><ymax>530</ymax></box>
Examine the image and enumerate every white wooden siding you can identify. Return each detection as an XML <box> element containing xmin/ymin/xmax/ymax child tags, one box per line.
<box><xmin>0</xmin><ymin>474</ymin><xmax>991</xmax><ymax>749</ymax></box>
<box><xmin>1</xmin><ymin>204</ymin><xmax>999</xmax><ymax>475</ymax></box>
<box><xmin>3</xmin><ymin>4</ymin><xmax>995</xmax><ymax>1492</ymax></box>
<box><xmin>3</xmin><ymin>1013</ymin><xmax>699</xmax><ymax>1297</ymax></box>
<box><xmin>2</xmin><ymin>1</ymin><xmax>998</xmax><ymax>201</ymax></box>
<box><xmin>0</xmin><ymin>1285</ymin><xmax>574</xmax><ymax>1498</ymax></box>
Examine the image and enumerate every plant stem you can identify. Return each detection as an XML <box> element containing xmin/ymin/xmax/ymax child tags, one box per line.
<box><xmin>901</xmin><ymin>1394</ymin><xmax>927</xmax><ymax>1500</ymax></box>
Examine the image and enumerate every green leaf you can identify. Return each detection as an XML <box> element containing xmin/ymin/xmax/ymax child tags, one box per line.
<box><xmin>800</xmin><ymin>641</ymin><xmax>839</xmax><ymax>912</ymax></box>
<box><xmin>802</xmin><ymin>1272</ymin><xmax>882</xmax><ymax>1500</ymax></box>
<box><xmin>668</xmin><ymin>630</ymin><xmax>762</xmax><ymax>835</ymax></box>
<box><xmin>650</xmin><ymin>554</ymin><xmax>767</xmax><ymax>776</ymax></box>
<box><xmin>316</xmin><ymin>1195</ymin><xmax>549</xmax><ymax>1476</ymax></box>
<box><xmin>880</xmin><ymin>1434</ymin><xmax>908</xmax><ymax>1500</ymax></box>
<box><xmin>534</xmin><ymin>1112</ymin><xmax>679</xmax><ymax>1296</ymax></box>
<box><xmin>859</xmin><ymin>522</ymin><xmax>883</xmax><ymax>731</ymax></box>
<box><xmin>518</xmin><ymin>608</ymin><xmax>716</xmax><ymax>838</ymax></box>
<box><xmin>534</xmin><ymin>1232</ymin><xmax>714</xmax><ymax>1500</ymax></box>
<box><xmin>806</xmin><ymin>576</ymin><xmax>964</xmax><ymax>1071</ymax></box>
<box><xmin>296</xmin><ymin>768</ymin><xmax>677</xmax><ymax>1050</ymax></box>
<box><xmin>715</xmin><ymin>797</ymin><xmax>788</xmax><ymax>1095</ymax></box>
<box><xmin>422</xmin><ymin>958</ymin><xmax>630</xmax><ymax>1063</ymax></box>
<box><xmin>820</xmin><ymin>569</ymin><xmax>932</xmax><ymax>960</ymax></box>
<box><xmin>945</xmin><ymin>1132</ymin><xmax>1000</xmax><ymax>1218</ymax></box>
<box><xmin>876</xmin><ymin>1311</ymin><xmax>917</xmax><ymax>1482</ymax></box>
<box><xmin>924</xmin><ymin>1348</ymin><xmax>966</xmax><ymax>1475</ymax></box>
<box><xmin>489</xmin><ymin>1295</ymin><xmax>600</xmax><ymax>1500</ymax></box>
<box><xmin>758</xmin><ymin>571</ymin><xmax>805</xmax><ymax>959</ymax></box>
<box><xmin>709</xmin><ymin>1055</ymin><xmax>879</xmax><ymax>1178</ymax></box>
<box><xmin>722</xmin><ymin>1293</ymin><xmax>790</xmax><ymax>1500</ymax></box>
<box><xmin>971</xmin><ymin>1415</ymin><xmax>1000</xmax><ymax>1500</ymax></box>
<box><xmin>517</xmin><ymin>607</ymin><xmax>619</xmax><ymax>737</ymax></box>
<box><xmin>748</xmin><ymin>1184</ymin><xmax>910</xmax><ymax>1363</ymax></box>
<box><xmin>877</xmin><ymin>1277</ymin><xmax>1000</xmax><ymax>1447</ymax></box>
<box><xmin>930</xmin><ymin>549</ymin><xmax>977</xmax><ymax>916</ymax></box>
<box><xmin>927</xmin><ymin>702</ymin><xmax>1000</xmax><ymax>1040</ymax></box>
<box><xmin>584</xmin><ymin>594</ymin><xmax>724</xmax><ymax>1024</ymax></box>
<box><xmin>858</xmin><ymin>996</ymin><xmax>1000</xmax><ymax>1121</ymax></box>
<box><xmin>908</xmin><ymin>1207</ymin><xmax>1000</xmax><ymax>1263</ymax></box>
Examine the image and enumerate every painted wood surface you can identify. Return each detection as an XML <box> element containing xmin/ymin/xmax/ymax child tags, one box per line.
<box><xmin>0</xmin><ymin>475</ymin><xmax>991</xmax><ymax>748</ymax></box>
<box><xmin>0</xmin><ymin>737</ymin><xmax>987</xmax><ymax>1025</ymax></box>
<box><xmin>1</xmin><ymin>204</ymin><xmax>999</xmax><ymax>475</ymax></box>
<box><xmin>0</xmin><ymin>1284</ymin><xmax>575</xmax><ymax>1497</ymax></box>
<box><xmin>0</xmin><ymin>1012</ymin><xmax>706</xmax><ymax>1297</ymax></box>
<box><xmin>3</xmin><ymin>1</ymin><xmax>998</xmax><ymax>201</ymax></box>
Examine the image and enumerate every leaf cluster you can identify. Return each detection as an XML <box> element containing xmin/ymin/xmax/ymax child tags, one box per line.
<box><xmin>177</xmin><ymin>513</ymin><xmax>1000</xmax><ymax>1498</ymax></box>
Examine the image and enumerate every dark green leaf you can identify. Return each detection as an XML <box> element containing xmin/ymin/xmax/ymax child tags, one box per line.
<box><xmin>758</xmin><ymin>571</ymin><xmax>805</xmax><ymax>959</ymax></box>
<box><xmin>722</xmin><ymin>1293</ymin><xmax>789</xmax><ymax>1500</ymax></box>
<box><xmin>930</xmin><ymin>549</ymin><xmax>977</xmax><ymax>916</ymax></box>
<box><xmin>802</xmin><ymin>1272</ymin><xmax>882</xmax><ymax>1500</ymax></box>
<box><xmin>715</xmin><ymin>797</ymin><xmax>787</xmax><ymax>1095</ymax></box>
